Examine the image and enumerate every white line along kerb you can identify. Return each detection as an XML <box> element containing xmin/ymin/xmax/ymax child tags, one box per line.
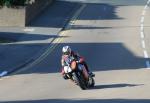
<box><xmin>142</xmin><ymin>10</ymin><xmax>146</xmax><ymax>16</ymax></box>
<box><xmin>144</xmin><ymin>5</ymin><xmax>148</xmax><ymax>10</ymax></box>
<box><xmin>147</xmin><ymin>0</ymin><xmax>150</xmax><ymax>4</ymax></box>
<box><xmin>141</xmin><ymin>40</ymin><xmax>146</xmax><ymax>49</ymax></box>
<box><xmin>143</xmin><ymin>50</ymin><xmax>149</xmax><ymax>58</ymax></box>
<box><xmin>140</xmin><ymin>24</ymin><xmax>144</xmax><ymax>31</ymax></box>
<box><xmin>146</xmin><ymin>61</ymin><xmax>150</xmax><ymax>69</ymax></box>
<box><xmin>140</xmin><ymin>0</ymin><xmax>150</xmax><ymax>68</ymax></box>
<box><xmin>140</xmin><ymin>31</ymin><xmax>144</xmax><ymax>39</ymax></box>
<box><xmin>141</xmin><ymin>16</ymin><xmax>145</xmax><ymax>23</ymax></box>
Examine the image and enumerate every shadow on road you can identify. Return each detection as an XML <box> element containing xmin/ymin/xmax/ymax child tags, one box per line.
<box><xmin>0</xmin><ymin>33</ymin><xmax>68</xmax><ymax>72</ymax></box>
<box><xmin>1</xmin><ymin>0</ymin><xmax>149</xmax><ymax>75</ymax></box>
<box><xmin>28</xmin><ymin>1</ymin><xmax>123</xmax><ymax>28</ymax></box>
<box><xmin>0</xmin><ymin>99</ymin><xmax>150</xmax><ymax>103</ymax></box>
<box><xmin>71</xmin><ymin>25</ymin><xmax>113</xmax><ymax>30</ymax></box>
<box><xmin>90</xmin><ymin>83</ymin><xmax>143</xmax><ymax>90</ymax></box>
<box><xmin>14</xmin><ymin>42</ymin><xmax>149</xmax><ymax>75</ymax></box>
<box><xmin>28</xmin><ymin>1</ymin><xmax>80</xmax><ymax>28</ymax></box>
<box><xmin>77</xmin><ymin>3</ymin><xmax>122</xmax><ymax>20</ymax></box>
<box><xmin>0</xmin><ymin>32</ymin><xmax>68</xmax><ymax>42</ymax></box>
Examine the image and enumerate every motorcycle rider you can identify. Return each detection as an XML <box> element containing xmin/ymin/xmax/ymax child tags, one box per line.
<box><xmin>61</xmin><ymin>45</ymin><xmax>95</xmax><ymax>79</ymax></box>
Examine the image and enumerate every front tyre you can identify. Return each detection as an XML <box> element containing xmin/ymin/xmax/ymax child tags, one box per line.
<box><xmin>72</xmin><ymin>72</ymin><xmax>87</xmax><ymax>90</ymax></box>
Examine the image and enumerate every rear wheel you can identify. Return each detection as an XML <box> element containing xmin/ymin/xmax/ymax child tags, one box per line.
<box><xmin>88</xmin><ymin>77</ymin><xmax>95</xmax><ymax>87</ymax></box>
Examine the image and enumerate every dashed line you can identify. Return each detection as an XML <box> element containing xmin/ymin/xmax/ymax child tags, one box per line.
<box><xmin>141</xmin><ymin>40</ymin><xmax>146</xmax><ymax>49</ymax></box>
<box><xmin>140</xmin><ymin>24</ymin><xmax>144</xmax><ymax>31</ymax></box>
<box><xmin>140</xmin><ymin>31</ymin><xmax>144</xmax><ymax>39</ymax></box>
<box><xmin>147</xmin><ymin>0</ymin><xmax>150</xmax><ymax>4</ymax></box>
<box><xmin>140</xmin><ymin>0</ymin><xmax>150</xmax><ymax>68</ymax></box>
<box><xmin>141</xmin><ymin>16</ymin><xmax>145</xmax><ymax>23</ymax></box>
<box><xmin>144</xmin><ymin>5</ymin><xmax>148</xmax><ymax>10</ymax></box>
<box><xmin>142</xmin><ymin>10</ymin><xmax>146</xmax><ymax>16</ymax></box>
<box><xmin>143</xmin><ymin>50</ymin><xmax>149</xmax><ymax>58</ymax></box>
<box><xmin>146</xmin><ymin>61</ymin><xmax>150</xmax><ymax>69</ymax></box>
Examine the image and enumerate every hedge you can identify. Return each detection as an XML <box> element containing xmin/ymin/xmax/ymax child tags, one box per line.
<box><xmin>0</xmin><ymin>0</ymin><xmax>31</xmax><ymax>7</ymax></box>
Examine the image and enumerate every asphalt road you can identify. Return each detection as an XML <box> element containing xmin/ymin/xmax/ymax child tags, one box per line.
<box><xmin>0</xmin><ymin>0</ymin><xmax>150</xmax><ymax>103</ymax></box>
<box><xmin>0</xmin><ymin>0</ymin><xmax>79</xmax><ymax>74</ymax></box>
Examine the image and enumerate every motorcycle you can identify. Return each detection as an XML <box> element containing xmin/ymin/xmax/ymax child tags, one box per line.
<box><xmin>64</xmin><ymin>60</ymin><xmax>95</xmax><ymax>90</ymax></box>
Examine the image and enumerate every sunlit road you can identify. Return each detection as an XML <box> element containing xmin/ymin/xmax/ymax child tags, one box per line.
<box><xmin>0</xmin><ymin>0</ymin><xmax>150</xmax><ymax>103</ymax></box>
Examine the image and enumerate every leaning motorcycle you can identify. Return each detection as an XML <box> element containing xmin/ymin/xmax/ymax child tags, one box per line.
<box><xmin>64</xmin><ymin>60</ymin><xmax>95</xmax><ymax>90</ymax></box>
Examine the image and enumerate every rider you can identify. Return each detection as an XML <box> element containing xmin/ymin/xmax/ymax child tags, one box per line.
<box><xmin>61</xmin><ymin>45</ymin><xmax>95</xmax><ymax>79</ymax></box>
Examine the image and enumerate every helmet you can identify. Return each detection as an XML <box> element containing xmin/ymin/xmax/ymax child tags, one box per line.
<box><xmin>62</xmin><ymin>46</ymin><xmax>71</xmax><ymax>55</ymax></box>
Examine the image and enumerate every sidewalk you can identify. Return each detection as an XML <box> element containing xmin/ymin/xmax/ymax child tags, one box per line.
<box><xmin>0</xmin><ymin>1</ymin><xmax>80</xmax><ymax>77</ymax></box>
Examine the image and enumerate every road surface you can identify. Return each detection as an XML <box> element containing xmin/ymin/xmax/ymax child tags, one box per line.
<box><xmin>0</xmin><ymin>0</ymin><xmax>150</xmax><ymax>103</ymax></box>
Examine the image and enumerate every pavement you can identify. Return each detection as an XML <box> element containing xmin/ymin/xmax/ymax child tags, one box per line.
<box><xmin>0</xmin><ymin>1</ymin><xmax>80</xmax><ymax>77</ymax></box>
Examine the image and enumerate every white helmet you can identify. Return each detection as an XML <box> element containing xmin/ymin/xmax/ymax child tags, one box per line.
<box><xmin>62</xmin><ymin>46</ymin><xmax>71</xmax><ymax>55</ymax></box>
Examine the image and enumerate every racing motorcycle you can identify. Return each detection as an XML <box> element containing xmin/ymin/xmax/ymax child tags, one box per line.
<box><xmin>64</xmin><ymin>58</ymin><xmax>95</xmax><ymax>90</ymax></box>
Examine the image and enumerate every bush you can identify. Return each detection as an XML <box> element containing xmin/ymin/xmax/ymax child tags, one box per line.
<box><xmin>0</xmin><ymin>0</ymin><xmax>31</xmax><ymax>7</ymax></box>
<box><xmin>0</xmin><ymin>0</ymin><xmax>5</xmax><ymax>6</ymax></box>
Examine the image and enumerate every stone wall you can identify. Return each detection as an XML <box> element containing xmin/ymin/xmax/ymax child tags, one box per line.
<box><xmin>0</xmin><ymin>7</ymin><xmax>25</xmax><ymax>27</ymax></box>
<box><xmin>0</xmin><ymin>0</ymin><xmax>53</xmax><ymax>27</ymax></box>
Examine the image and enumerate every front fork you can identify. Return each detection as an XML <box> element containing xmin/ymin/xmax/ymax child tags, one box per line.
<box><xmin>78</xmin><ymin>64</ymin><xmax>89</xmax><ymax>81</ymax></box>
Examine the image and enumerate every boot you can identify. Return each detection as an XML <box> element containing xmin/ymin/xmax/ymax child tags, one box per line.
<box><xmin>88</xmin><ymin>72</ymin><xmax>95</xmax><ymax>77</ymax></box>
<box><xmin>63</xmin><ymin>74</ymin><xmax>69</xmax><ymax>80</ymax></box>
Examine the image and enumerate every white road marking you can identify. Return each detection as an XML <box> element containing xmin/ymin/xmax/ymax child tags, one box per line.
<box><xmin>141</xmin><ymin>16</ymin><xmax>145</xmax><ymax>23</ymax></box>
<box><xmin>141</xmin><ymin>40</ymin><xmax>146</xmax><ymax>49</ymax></box>
<box><xmin>142</xmin><ymin>10</ymin><xmax>146</xmax><ymax>16</ymax></box>
<box><xmin>143</xmin><ymin>50</ymin><xmax>149</xmax><ymax>58</ymax></box>
<box><xmin>140</xmin><ymin>0</ymin><xmax>150</xmax><ymax>68</ymax></box>
<box><xmin>147</xmin><ymin>0</ymin><xmax>150</xmax><ymax>4</ymax></box>
<box><xmin>140</xmin><ymin>24</ymin><xmax>144</xmax><ymax>31</ymax></box>
<box><xmin>0</xmin><ymin>71</ymin><xmax>8</xmax><ymax>77</ymax></box>
<box><xmin>144</xmin><ymin>5</ymin><xmax>148</xmax><ymax>10</ymax></box>
<box><xmin>23</xmin><ymin>28</ymin><xmax>35</xmax><ymax>32</ymax></box>
<box><xmin>146</xmin><ymin>61</ymin><xmax>150</xmax><ymax>68</ymax></box>
<box><xmin>140</xmin><ymin>31</ymin><xmax>144</xmax><ymax>39</ymax></box>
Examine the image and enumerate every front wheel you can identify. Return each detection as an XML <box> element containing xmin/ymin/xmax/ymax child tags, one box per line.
<box><xmin>72</xmin><ymin>72</ymin><xmax>87</xmax><ymax>90</ymax></box>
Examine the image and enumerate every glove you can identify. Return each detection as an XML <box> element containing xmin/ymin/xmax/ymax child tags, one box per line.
<box><xmin>76</xmin><ymin>60</ymin><xmax>80</xmax><ymax>63</ymax></box>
